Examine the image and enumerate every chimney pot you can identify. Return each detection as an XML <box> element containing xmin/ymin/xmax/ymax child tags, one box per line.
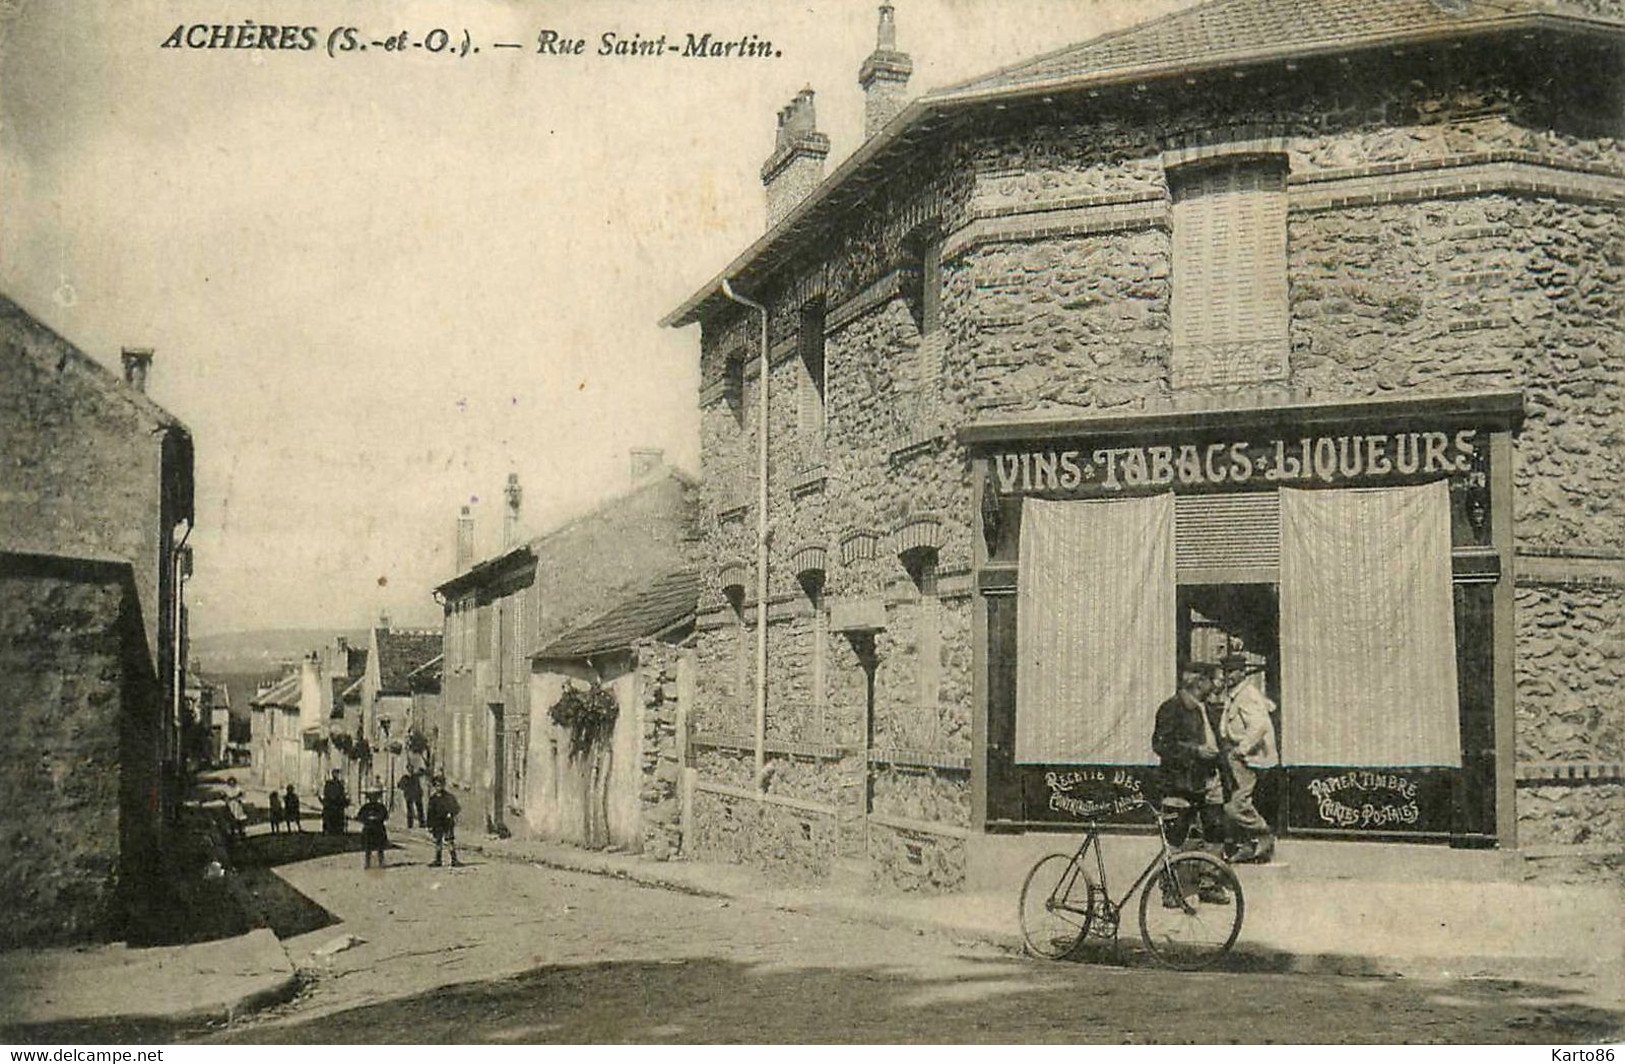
<box><xmin>455</xmin><ymin>505</ymin><xmax>475</xmax><ymax>573</ymax></box>
<box><xmin>761</xmin><ymin>88</ymin><xmax>830</xmax><ymax>228</ymax></box>
<box><xmin>121</xmin><ymin>347</ymin><xmax>153</xmax><ymax>393</ymax></box>
<box><xmin>502</xmin><ymin>474</ymin><xmax>523</xmax><ymax>549</ymax></box>
<box><xmin>860</xmin><ymin>3</ymin><xmax>913</xmax><ymax>139</ymax></box>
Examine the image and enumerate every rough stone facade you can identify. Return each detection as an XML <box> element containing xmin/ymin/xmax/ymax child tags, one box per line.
<box><xmin>0</xmin><ymin>561</ymin><xmax>160</xmax><ymax>948</ymax></box>
<box><xmin>635</xmin><ymin>640</ymin><xmax>688</xmax><ymax>861</ymax></box>
<box><xmin>0</xmin><ymin>295</ymin><xmax>192</xmax><ymax>942</ymax></box>
<box><xmin>676</xmin><ymin>18</ymin><xmax>1623</xmax><ymax>883</ymax></box>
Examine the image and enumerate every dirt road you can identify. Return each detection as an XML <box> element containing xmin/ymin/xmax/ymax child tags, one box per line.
<box><xmin>185</xmin><ymin>833</ymin><xmax>1621</xmax><ymax>1044</ymax></box>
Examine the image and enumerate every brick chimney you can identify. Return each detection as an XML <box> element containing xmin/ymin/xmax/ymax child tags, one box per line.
<box><xmin>859</xmin><ymin>4</ymin><xmax>912</xmax><ymax>139</ymax></box>
<box><xmin>121</xmin><ymin>347</ymin><xmax>153</xmax><ymax>392</ymax></box>
<box><xmin>761</xmin><ymin>87</ymin><xmax>830</xmax><ymax>228</ymax></box>
<box><xmin>630</xmin><ymin>447</ymin><xmax>664</xmax><ymax>484</ymax></box>
<box><xmin>502</xmin><ymin>473</ymin><xmax>523</xmax><ymax>549</ymax></box>
<box><xmin>455</xmin><ymin>505</ymin><xmax>474</xmax><ymax>573</ymax></box>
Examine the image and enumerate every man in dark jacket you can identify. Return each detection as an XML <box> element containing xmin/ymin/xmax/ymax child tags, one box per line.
<box><xmin>427</xmin><ymin>775</ymin><xmax>462</xmax><ymax>868</ymax></box>
<box><xmin>1152</xmin><ymin>663</ymin><xmax>1230</xmax><ymax>900</ymax></box>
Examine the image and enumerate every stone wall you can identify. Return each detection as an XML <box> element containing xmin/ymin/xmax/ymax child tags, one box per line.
<box><xmin>636</xmin><ymin>641</ymin><xmax>686</xmax><ymax>860</ymax></box>
<box><xmin>1514</xmin><ymin>587</ymin><xmax>1623</xmax><ymax>766</ymax></box>
<box><xmin>682</xmin><ymin>30</ymin><xmax>1623</xmax><ymax>878</ymax></box>
<box><xmin>0</xmin><ymin>562</ymin><xmax>160</xmax><ymax>948</ymax></box>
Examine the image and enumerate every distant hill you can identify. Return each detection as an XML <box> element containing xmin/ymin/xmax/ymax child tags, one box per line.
<box><xmin>191</xmin><ymin>628</ymin><xmax>370</xmax><ymax>678</ymax></box>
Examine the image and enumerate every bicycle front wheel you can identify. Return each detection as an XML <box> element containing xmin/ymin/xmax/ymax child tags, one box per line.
<box><xmin>1138</xmin><ymin>850</ymin><xmax>1244</xmax><ymax>970</ymax></box>
<box><xmin>1018</xmin><ymin>852</ymin><xmax>1094</xmax><ymax>959</ymax></box>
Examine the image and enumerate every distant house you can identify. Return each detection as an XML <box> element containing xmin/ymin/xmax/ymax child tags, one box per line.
<box><xmin>183</xmin><ymin>670</ymin><xmax>232</xmax><ymax>766</ymax></box>
<box><xmin>250</xmin><ymin>635</ymin><xmax>367</xmax><ymax>798</ymax></box>
<box><xmin>432</xmin><ymin>455</ymin><xmax>697</xmax><ymax>838</ymax></box>
<box><xmin>250</xmin><ymin>670</ymin><xmax>303</xmax><ymax>797</ymax></box>
<box><xmin>358</xmin><ymin>622</ymin><xmax>441</xmax><ymax>790</ymax></box>
<box><xmin>0</xmin><ymin>293</ymin><xmax>194</xmax><ymax>946</ymax></box>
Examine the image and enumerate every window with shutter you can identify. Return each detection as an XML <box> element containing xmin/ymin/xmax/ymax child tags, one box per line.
<box><xmin>1175</xmin><ymin>491</ymin><xmax>1280</xmax><ymax>583</ymax></box>
<box><xmin>1170</xmin><ymin>159</ymin><xmax>1289</xmax><ymax>388</ymax></box>
<box><xmin>797</xmin><ymin>302</ymin><xmax>826</xmax><ymax>457</ymax></box>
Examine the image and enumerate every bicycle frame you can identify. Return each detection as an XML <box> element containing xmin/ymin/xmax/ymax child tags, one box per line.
<box><xmin>1052</xmin><ymin>800</ymin><xmax>1188</xmax><ymax>919</ymax></box>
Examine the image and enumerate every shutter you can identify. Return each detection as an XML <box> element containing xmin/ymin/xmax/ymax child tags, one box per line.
<box><xmin>1175</xmin><ymin>491</ymin><xmax>1279</xmax><ymax>582</ymax></box>
<box><xmin>1171</xmin><ymin>160</ymin><xmax>1288</xmax><ymax>388</ymax></box>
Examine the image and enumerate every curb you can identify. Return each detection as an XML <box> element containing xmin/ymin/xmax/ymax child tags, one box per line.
<box><xmin>0</xmin><ymin>935</ymin><xmax>301</xmax><ymax>1039</ymax></box>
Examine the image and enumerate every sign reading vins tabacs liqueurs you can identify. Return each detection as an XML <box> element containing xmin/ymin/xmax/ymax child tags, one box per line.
<box><xmin>992</xmin><ymin>429</ymin><xmax>1480</xmax><ymax>497</ymax></box>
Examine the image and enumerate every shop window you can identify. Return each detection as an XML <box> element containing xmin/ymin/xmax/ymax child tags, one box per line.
<box><xmin>1169</xmin><ymin>158</ymin><xmax>1289</xmax><ymax>388</ymax></box>
<box><xmin>797</xmin><ymin>302</ymin><xmax>826</xmax><ymax>456</ymax></box>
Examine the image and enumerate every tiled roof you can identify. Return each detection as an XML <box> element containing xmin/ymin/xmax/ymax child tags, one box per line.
<box><xmin>406</xmin><ymin>653</ymin><xmax>443</xmax><ymax>692</ymax></box>
<box><xmin>376</xmin><ymin>629</ymin><xmax>442</xmax><ymax>695</ymax></box>
<box><xmin>434</xmin><ymin>467</ymin><xmax>698</xmax><ymax>598</ymax></box>
<box><xmin>534</xmin><ymin>570</ymin><xmax>698</xmax><ymax>660</ymax></box>
<box><xmin>661</xmin><ymin>0</ymin><xmax>1618</xmax><ymax>330</ymax></box>
<box><xmin>1</xmin><ymin>292</ymin><xmax>187</xmax><ymax>433</ymax></box>
<box><xmin>251</xmin><ymin>672</ymin><xmax>301</xmax><ymax>709</ymax></box>
<box><xmin>933</xmin><ymin>0</ymin><xmax>1569</xmax><ymax>99</ymax></box>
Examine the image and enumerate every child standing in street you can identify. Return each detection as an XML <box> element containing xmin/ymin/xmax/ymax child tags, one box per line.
<box><xmin>427</xmin><ymin>775</ymin><xmax>462</xmax><ymax>868</ymax></box>
<box><xmin>358</xmin><ymin>787</ymin><xmax>389</xmax><ymax>869</ymax></box>
<box><xmin>268</xmin><ymin>788</ymin><xmax>284</xmax><ymax>834</ymax></box>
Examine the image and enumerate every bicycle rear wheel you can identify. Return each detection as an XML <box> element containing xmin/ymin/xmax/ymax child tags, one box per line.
<box><xmin>1018</xmin><ymin>852</ymin><xmax>1094</xmax><ymax>959</ymax></box>
<box><xmin>1137</xmin><ymin>850</ymin><xmax>1244</xmax><ymax>970</ymax></box>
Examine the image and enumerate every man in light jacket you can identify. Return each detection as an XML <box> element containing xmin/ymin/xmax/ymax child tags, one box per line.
<box><xmin>1219</xmin><ymin>654</ymin><xmax>1279</xmax><ymax>864</ymax></box>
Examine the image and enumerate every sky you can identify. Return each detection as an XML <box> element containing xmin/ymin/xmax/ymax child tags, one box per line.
<box><xmin>1</xmin><ymin>0</ymin><xmax>1193</xmax><ymax>635</ymax></box>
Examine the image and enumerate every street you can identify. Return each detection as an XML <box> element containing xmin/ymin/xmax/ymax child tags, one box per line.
<box><xmin>121</xmin><ymin>830</ymin><xmax>1620</xmax><ymax>1044</ymax></box>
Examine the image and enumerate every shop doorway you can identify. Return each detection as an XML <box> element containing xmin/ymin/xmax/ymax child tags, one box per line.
<box><xmin>1177</xmin><ymin>583</ymin><xmax>1283</xmax><ymax>833</ymax></box>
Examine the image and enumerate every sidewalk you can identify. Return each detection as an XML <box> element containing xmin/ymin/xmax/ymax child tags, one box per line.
<box><xmin>452</xmin><ymin>831</ymin><xmax>1625</xmax><ymax>993</ymax></box>
<box><xmin>0</xmin><ymin>928</ymin><xmax>297</xmax><ymax>1035</ymax></box>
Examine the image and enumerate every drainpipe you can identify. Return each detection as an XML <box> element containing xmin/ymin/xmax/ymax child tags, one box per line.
<box><xmin>171</xmin><ymin>520</ymin><xmax>193</xmax><ymax>805</ymax></box>
<box><xmin>721</xmin><ymin>279</ymin><xmax>769</xmax><ymax>795</ymax></box>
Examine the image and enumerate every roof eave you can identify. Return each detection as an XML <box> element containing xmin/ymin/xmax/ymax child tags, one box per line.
<box><xmin>432</xmin><ymin>544</ymin><xmax>536</xmax><ymax>598</ymax></box>
<box><xmin>659</xmin><ymin>96</ymin><xmax>942</xmax><ymax>330</ymax></box>
<box><xmin>659</xmin><ymin>10</ymin><xmax>1619</xmax><ymax>331</ymax></box>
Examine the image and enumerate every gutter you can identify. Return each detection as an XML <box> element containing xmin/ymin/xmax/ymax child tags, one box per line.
<box><xmin>721</xmin><ymin>279</ymin><xmax>770</xmax><ymax>796</ymax></box>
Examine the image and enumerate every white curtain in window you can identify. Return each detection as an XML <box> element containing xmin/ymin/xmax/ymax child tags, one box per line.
<box><xmin>1280</xmin><ymin>482</ymin><xmax>1461</xmax><ymax>767</ymax></box>
<box><xmin>1016</xmin><ymin>495</ymin><xmax>1175</xmax><ymax>764</ymax></box>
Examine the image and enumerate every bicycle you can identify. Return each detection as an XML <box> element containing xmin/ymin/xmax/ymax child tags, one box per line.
<box><xmin>1017</xmin><ymin>796</ymin><xmax>1245</xmax><ymax>970</ymax></box>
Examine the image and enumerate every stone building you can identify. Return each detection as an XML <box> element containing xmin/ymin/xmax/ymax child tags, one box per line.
<box><xmin>663</xmin><ymin>0</ymin><xmax>1624</xmax><ymax>889</ymax></box>
<box><xmin>355</xmin><ymin>621</ymin><xmax>441</xmax><ymax>790</ymax></box>
<box><xmin>431</xmin><ymin>456</ymin><xmax>698</xmax><ymax>838</ymax></box>
<box><xmin>0</xmin><ymin>293</ymin><xmax>195</xmax><ymax>944</ymax></box>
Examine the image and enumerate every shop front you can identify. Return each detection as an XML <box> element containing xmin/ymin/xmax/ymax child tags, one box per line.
<box><xmin>968</xmin><ymin>392</ymin><xmax>1521</xmax><ymax>847</ymax></box>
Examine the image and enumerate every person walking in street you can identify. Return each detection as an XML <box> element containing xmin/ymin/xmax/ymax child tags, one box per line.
<box><xmin>358</xmin><ymin>787</ymin><xmax>389</xmax><ymax>869</ymax></box>
<box><xmin>399</xmin><ymin>770</ymin><xmax>424</xmax><ymax>829</ymax></box>
<box><xmin>1219</xmin><ymin>653</ymin><xmax>1279</xmax><ymax>864</ymax></box>
<box><xmin>268</xmin><ymin>788</ymin><xmax>284</xmax><ymax>834</ymax></box>
<box><xmin>223</xmin><ymin>777</ymin><xmax>250</xmax><ymax>841</ymax></box>
<box><xmin>427</xmin><ymin>774</ymin><xmax>462</xmax><ymax>867</ymax></box>
<box><xmin>283</xmin><ymin>783</ymin><xmax>305</xmax><ymax>832</ymax></box>
<box><xmin>322</xmin><ymin>769</ymin><xmax>349</xmax><ymax>835</ymax></box>
<box><xmin>1151</xmin><ymin>661</ymin><xmax>1230</xmax><ymax>904</ymax></box>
